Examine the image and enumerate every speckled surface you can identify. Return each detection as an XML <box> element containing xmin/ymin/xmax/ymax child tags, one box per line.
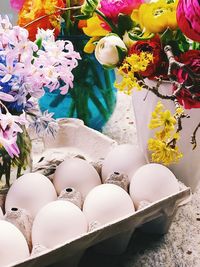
<box><xmin>79</xmin><ymin>92</ymin><xmax>200</xmax><ymax>267</ymax></box>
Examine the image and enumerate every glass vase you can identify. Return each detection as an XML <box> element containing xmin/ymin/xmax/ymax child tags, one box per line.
<box><xmin>39</xmin><ymin>35</ymin><xmax>117</xmax><ymax>131</ymax></box>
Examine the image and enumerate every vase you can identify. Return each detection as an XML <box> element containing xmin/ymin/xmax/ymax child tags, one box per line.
<box><xmin>132</xmin><ymin>79</ymin><xmax>200</xmax><ymax>191</ymax></box>
<box><xmin>0</xmin><ymin>127</ymin><xmax>32</xmax><ymax>209</ymax></box>
<box><xmin>39</xmin><ymin>35</ymin><xmax>117</xmax><ymax>131</ymax></box>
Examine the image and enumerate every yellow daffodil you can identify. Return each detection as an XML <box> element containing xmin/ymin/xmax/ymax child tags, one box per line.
<box><xmin>83</xmin><ymin>16</ymin><xmax>110</xmax><ymax>53</ymax></box>
<box><xmin>131</xmin><ymin>0</ymin><xmax>178</xmax><ymax>34</ymax></box>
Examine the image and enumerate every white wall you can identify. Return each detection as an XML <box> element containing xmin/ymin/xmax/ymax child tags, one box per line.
<box><xmin>0</xmin><ymin>1</ymin><xmax>18</xmax><ymax>24</ymax></box>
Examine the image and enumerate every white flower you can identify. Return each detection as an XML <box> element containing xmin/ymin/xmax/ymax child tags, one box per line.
<box><xmin>95</xmin><ymin>35</ymin><xmax>127</xmax><ymax>68</ymax></box>
<box><xmin>36</xmin><ymin>29</ymin><xmax>55</xmax><ymax>43</ymax></box>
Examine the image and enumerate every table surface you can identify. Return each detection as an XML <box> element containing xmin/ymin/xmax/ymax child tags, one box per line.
<box><xmin>79</xmin><ymin>92</ymin><xmax>200</xmax><ymax>267</ymax></box>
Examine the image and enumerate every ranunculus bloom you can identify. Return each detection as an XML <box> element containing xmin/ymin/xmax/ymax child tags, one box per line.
<box><xmin>128</xmin><ymin>36</ymin><xmax>164</xmax><ymax>77</ymax></box>
<box><xmin>18</xmin><ymin>0</ymin><xmax>65</xmax><ymax>41</ymax></box>
<box><xmin>95</xmin><ymin>35</ymin><xmax>127</xmax><ymax>68</ymax></box>
<box><xmin>176</xmin><ymin>0</ymin><xmax>200</xmax><ymax>42</ymax></box>
<box><xmin>100</xmin><ymin>0</ymin><xmax>143</xmax><ymax>24</ymax></box>
<box><xmin>132</xmin><ymin>0</ymin><xmax>178</xmax><ymax>34</ymax></box>
<box><xmin>173</xmin><ymin>50</ymin><xmax>200</xmax><ymax>109</ymax></box>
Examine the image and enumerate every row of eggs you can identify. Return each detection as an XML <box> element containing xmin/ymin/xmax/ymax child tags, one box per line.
<box><xmin>0</xmin><ymin>144</ymin><xmax>180</xmax><ymax>266</ymax></box>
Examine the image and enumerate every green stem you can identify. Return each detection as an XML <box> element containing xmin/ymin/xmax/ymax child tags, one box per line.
<box><xmin>94</xmin><ymin>9</ymin><xmax>119</xmax><ymax>34</ymax></box>
<box><xmin>0</xmin><ymin>163</ymin><xmax>3</xmax><ymax>181</ymax></box>
<box><xmin>5</xmin><ymin>157</ymin><xmax>11</xmax><ymax>187</ymax></box>
<box><xmin>17</xmin><ymin>165</ymin><xmax>22</xmax><ymax>178</ymax></box>
<box><xmin>88</xmin><ymin>87</ymin><xmax>109</xmax><ymax>121</ymax></box>
<box><xmin>103</xmin><ymin>69</ymin><xmax>116</xmax><ymax>112</ymax></box>
<box><xmin>89</xmin><ymin>59</ymin><xmax>115</xmax><ymax>112</ymax></box>
<box><xmin>67</xmin><ymin>97</ymin><xmax>76</xmax><ymax>117</ymax></box>
<box><xmin>63</xmin><ymin>0</ymin><xmax>71</xmax><ymax>34</ymax></box>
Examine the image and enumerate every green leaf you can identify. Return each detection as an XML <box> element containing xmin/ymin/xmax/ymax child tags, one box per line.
<box><xmin>74</xmin><ymin>14</ymin><xmax>91</xmax><ymax>20</ymax></box>
<box><xmin>81</xmin><ymin>0</ymin><xmax>98</xmax><ymax>18</ymax></box>
<box><xmin>35</xmin><ymin>38</ymin><xmax>42</xmax><ymax>49</ymax></box>
<box><xmin>128</xmin><ymin>31</ymin><xmax>154</xmax><ymax>41</ymax></box>
<box><xmin>161</xmin><ymin>28</ymin><xmax>174</xmax><ymax>45</ymax></box>
<box><xmin>116</xmin><ymin>45</ymin><xmax>127</xmax><ymax>63</ymax></box>
<box><xmin>118</xmin><ymin>14</ymin><xmax>134</xmax><ymax>37</ymax></box>
<box><xmin>174</xmin><ymin>29</ymin><xmax>190</xmax><ymax>52</ymax></box>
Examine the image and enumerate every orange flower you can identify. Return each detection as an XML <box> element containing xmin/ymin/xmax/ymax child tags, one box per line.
<box><xmin>18</xmin><ymin>0</ymin><xmax>65</xmax><ymax>41</ymax></box>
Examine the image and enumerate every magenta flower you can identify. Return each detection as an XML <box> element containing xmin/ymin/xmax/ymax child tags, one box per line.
<box><xmin>10</xmin><ymin>0</ymin><xmax>25</xmax><ymax>11</ymax></box>
<box><xmin>99</xmin><ymin>0</ymin><xmax>143</xmax><ymax>23</ymax></box>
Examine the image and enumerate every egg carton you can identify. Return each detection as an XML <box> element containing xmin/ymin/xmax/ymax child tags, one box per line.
<box><xmin>11</xmin><ymin>118</ymin><xmax>190</xmax><ymax>267</ymax></box>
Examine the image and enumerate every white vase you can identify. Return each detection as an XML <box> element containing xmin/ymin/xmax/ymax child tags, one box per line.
<box><xmin>132</xmin><ymin>79</ymin><xmax>200</xmax><ymax>191</ymax></box>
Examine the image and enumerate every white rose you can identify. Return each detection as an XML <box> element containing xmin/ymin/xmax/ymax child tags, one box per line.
<box><xmin>95</xmin><ymin>35</ymin><xmax>127</xmax><ymax>68</ymax></box>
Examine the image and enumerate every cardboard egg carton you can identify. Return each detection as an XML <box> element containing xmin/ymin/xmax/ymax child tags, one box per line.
<box><xmin>11</xmin><ymin>118</ymin><xmax>190</xmax><ymax>267</ymax></box>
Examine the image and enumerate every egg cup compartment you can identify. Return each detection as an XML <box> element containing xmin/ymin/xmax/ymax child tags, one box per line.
<box><xmin>10</xmin><ymin>187</ymin><xmax>190</xmax><ymax>267</ymax></box>
<box><xmin>8</xmin><ymin>119</ymin><xmax>190</xmax><ymax>267</ymax></box>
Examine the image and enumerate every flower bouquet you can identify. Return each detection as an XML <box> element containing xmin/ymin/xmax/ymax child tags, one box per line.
<box><xmin>12</xmin><ymin>0</ymin><xmax>117</xmax><ymax>131</ymax></box>
<box><xmin>63</xmin><ymin>0</ymin><xmax>200</xmax><ymax>190</ymax></box>
<box><xmin>0</xmin><ymin>14</ymin><xmax>80</xmax><ymax>189</ymax></box>
<box><xmin>11</xmin><ymin>0</ymin><xmax>200</xmax><ymax>188</ymax></box>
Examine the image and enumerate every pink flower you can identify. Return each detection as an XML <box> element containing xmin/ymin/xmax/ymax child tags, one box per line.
<box><xmin>0</xmin><ymin>91</ymin><xmax>14</xmax><ymax>102</ymax></box>
<box><xmin>99</xmin><ymin>0</ymin><xmax>143</xmax><ymax>23</ymax></box>
<box><xmin>0</xmin><ymin>112</ymin><xmax>24</xmax><ymax>157</ymax></box>
<box><xmin>10</xmin><ymin>0</ymin><xmax>25</xmax><ymax>11</ymax></box>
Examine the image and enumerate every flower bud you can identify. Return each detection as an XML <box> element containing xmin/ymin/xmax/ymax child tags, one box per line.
<box><xmin>95</xmin><ymin>35</ymin><xmax>127</xmax><ymax>68</ymax></box>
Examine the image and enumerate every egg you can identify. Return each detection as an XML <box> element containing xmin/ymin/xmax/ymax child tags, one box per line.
<box><xmin>0</xmin><ymin>220</ymin><xmax>29</xmax><ymax>266</ymax></box>
<box><xmin>32</xmin><ymin>200</ymin><xmax>88</xmax><ymax>249</ymax></box>
<box><xmin>129</xmin><ymin>163</ymin><xmax>180</xmax><ymax>209</ymax></box>
<box><xmin>53</xmin><ymin>158</ymin><xmax>101</xmax><ymax>198</ymax></box>
<box><xmin>5</xmin><ymin>173</ymin><xmax>57</xmax><ymax>217</ymax></box>
<box><xmin>101</xmin><ymin>144</ymin><xmax>146</xmax><ymax>183</ymax></box>
<box><xmin>83</xmin><ymin>184</ymin><xmax>135</xmax><ymax>227</ymax></box>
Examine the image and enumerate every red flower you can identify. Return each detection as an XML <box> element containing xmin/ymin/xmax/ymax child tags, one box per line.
<box><xmin>128</xmin><ymin>36</ymin><xmax>166</xmax><ymax>78</ymax></box>
<box><xmin>173</xmin><ymin>50</ymin><xmax>200</xmax><ymax>109</ymax></box>
<box><xmin>18</xmin><ymin>0</ymin><xmax>65</xmax><ymax>41</ymax></box>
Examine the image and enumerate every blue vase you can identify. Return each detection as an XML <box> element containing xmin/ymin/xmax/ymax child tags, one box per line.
<box><xmin>39</xmin><ymin>35</ymin><xmax>117</xmax><ymax>131</ymax></box>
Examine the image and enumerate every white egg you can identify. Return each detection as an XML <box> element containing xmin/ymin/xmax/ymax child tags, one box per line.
<box><xmin>0</xmin><ymin>220</ymin><xmax>29</xmax><ymax>266</ymax></box>
<box><xmin>83</xmin><ymin>184</ymin><xmax>135</xmax><ymax>227</ymax></box>
<box><xmin>5</xmin><ymin>173</ymin><xmax>57</xmax><ymax>217</ymax></box>
<box><xmin>130</xmin><ymin>163</ymin><xmax>180</xmax><ymax>209</ymax></box>
<box><xmin>32</xmin><ymin>200</ymin><xmax>88</xmax><ymax>249</ymax></box>
<box><xmin>101</xmin><ymin>144</ymin><xmax>146</xmax><ymax>183</ymax></box>
<box><xmin>53</xmin><ymin>158</ymin><xmax>101</xmax><ymax>198</ymax></box>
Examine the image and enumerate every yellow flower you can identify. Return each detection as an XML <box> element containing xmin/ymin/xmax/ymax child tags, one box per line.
<box><xmin>83</xmin><ymin>16</ymin><xmax>110</xmax><ymax>53</ymax></box>
<box><xmin>148</xmin><ymin>101</ymin><xmax>183</xmax><ymax>165</ymax></box>
<box><xmin>148</xmin><ymin>138</ymin><xmax>183</xmax><ymax>165</ymax></box>
<box><xmin>149</xmin><ymin>108</ymin><xmax>176</xmax><ymax>130</ymax></box>
<box><xmin>115</xmin><ymin>52</ymin><xmax>153</xmax><ymax>94</ymax></box>
<box><xmin>83</xmin><ymin>36</ymin><xmax>101</xmax><ymax>53</ymax></box>
<box><xmin>131</xmin><ymin>0</ymin><xmax>178</xmax><ymax>34</ymax></box>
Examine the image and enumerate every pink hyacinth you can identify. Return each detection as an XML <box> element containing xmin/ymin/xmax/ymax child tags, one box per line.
<box><xmin>99</xmin><ymin>0</ymin><xmax>143</xmax><ymax>23</ymax></box>
<box><xmin>10</xmin><ymin>0</ymin><xmax>25</xmax><ymax>11</ymax></box>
